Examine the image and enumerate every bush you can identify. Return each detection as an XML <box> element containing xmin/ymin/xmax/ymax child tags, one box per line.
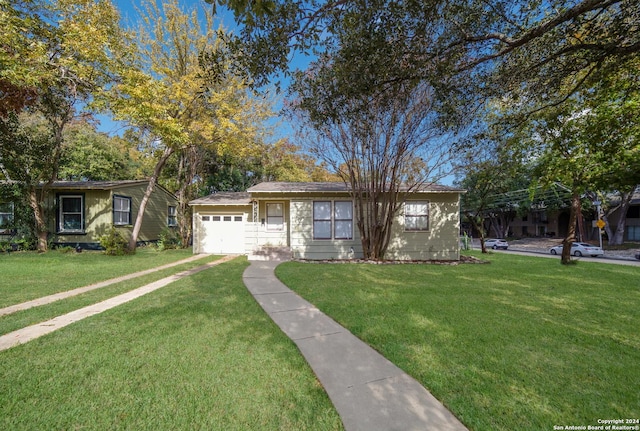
<box><xmin>99</xmin><ymin>227</ymin><xmax>132</xmax><ymax>256</ymax></box>
<box><xmin>157</xmin><ymin>227</ymin><xmax>181</xmax><ymax>251</ymax></box>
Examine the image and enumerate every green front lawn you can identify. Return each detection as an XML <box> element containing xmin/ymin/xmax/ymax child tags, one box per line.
<box><xmin>0</xmin><ymin>258</ymin><xmax>343</xmax><ymax>430</ymax></box>
<box><xmin>276</xmin><ymin>252</ymin><xmax>640</xmax><ymax>431</ymax></box>
<box><xmin>0</xmin><ymin>248</ymin><xmax>194</xmax><ymax>307</ymax></box>
<box><xmin>0</xmin><ymin>254</ymin><xmax>221</xmax><ymax>336</ymax></box>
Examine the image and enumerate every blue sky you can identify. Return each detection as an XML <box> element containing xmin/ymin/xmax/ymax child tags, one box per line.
<box><xmin>101</xmin><ymin>1</ymin><xmax>455</xmax><ymax>185</ymax></box>
<box><xmin>98</xmin><ymin>0</ymin><xmax>299</xmax><ymax>141</ymax></box>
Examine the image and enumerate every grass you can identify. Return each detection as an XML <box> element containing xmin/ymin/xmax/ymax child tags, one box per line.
<box><xmin>0</xmin><ymin>254</ymin><xmax>221</xmax><ymax>335</ymax></box>
<box><xmin>0</xmin><ymin>257</ymin><xmax>343</xmax><ymax>430</ymax></box>
<box><xmin>0</xmin><ymin>247</ymin><xmax>194</xmax><ymax>307</ymax></box>
<box><xmin>275</xmin><ymin>252</ymin><xmax>640</xmax><ymax>431</ymax></box>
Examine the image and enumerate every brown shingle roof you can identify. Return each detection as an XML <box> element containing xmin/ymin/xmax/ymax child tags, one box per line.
<box><xmin>47</xmin><ymin>180</ymin><xmax>150</xmax><ymax>190</ymax></box>
<box><xmin>189</xmin><ymin>192</ymin><xmax>251</xmax><ymax>205</ymax></box>
<box><xmin>247</xmin><ymin>182</ymin><xmax>350</xmax><ymax>193</ymax></box>
<box><xmin>247</xmin><ymin>181</ymin><xmax>464</xmax><ymax>193</ymax></box>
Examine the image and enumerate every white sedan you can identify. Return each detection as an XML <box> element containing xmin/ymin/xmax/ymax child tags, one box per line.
<box><xmin>549</xmin><ymin>242</ymin><xmax>604</xmax><ymax>257</ymax></box>
<box><xmin>485</xmin><ymin>239</ymin><xmax>509</xmax><ymax>250</ymax></box>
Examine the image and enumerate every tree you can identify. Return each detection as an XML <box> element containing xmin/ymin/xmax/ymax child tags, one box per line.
<box><xmin>0</xmin><ymin>0</ymin><xmax>129</xmax><ymax>251</ymax></box>
<box><xmin>59</xmin><ymin>121</ymin><xmax>140</xmax><ymax>181</ymax></box>
<box><xmin>0</xmin><ymin>113</ymin><xmax>57</xmax><ymax>249</ymax></box>
<box><xmin>110</xmin><ymin>0</ymin><xmax>276</xmax><ymax>251</ymax></box>
<box><xmin>509</xmin><ymin>92</ymin><xmax>639</xmax><ymax>263</ymax></box>
<box><xmin>455</xmin><ymin>134</ymin><xmax>533</xmax><ymax>252</ymax></box>
<box><xmin>291</xmin><ymin>76</ymin><xmax>454</xmax><ymax>259</ymax></box>
<box><xmin>208</xmin><ymin>0</ymin><xmax>638</xmax><ymax>104</ymax></box>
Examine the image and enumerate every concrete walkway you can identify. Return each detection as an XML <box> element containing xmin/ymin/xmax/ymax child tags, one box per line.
<box><xmin>0</xmin><ymin>255</ymin><xmax>236</xmax><ymax>352</ymax></box>
<box><xmin>243</xmin><ymin>260</ymin><xmax>469</xmax><ymax>431</ymax></box>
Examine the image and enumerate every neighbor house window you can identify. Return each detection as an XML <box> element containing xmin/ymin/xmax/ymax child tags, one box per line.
<box><xmin>58</xmin><ymin>195</ymin><xmax>84</xmax><ymax>233</ymax></box>
<box><xmin>168</xmin><ymin>206</ymin><xmax>177</xmax><ymax>226</ymax></box>
<box><xmin>313</xmin><ymin>201</ymin><xmax>353</xmax><ymax>240</ymax></box>
<box><xmin>266</xmin><ymin>203</ymin><xmax>284</xmax><ymax>231</ymax></box>
<box><xmin>404</xmin><ymin>201</ymin><xmax>429</xmax><ymax>231</ymax></box>
<box><xmin>0</xmin><ymin>202</ymin><xmax>14</xmax><ymax>233</ymax></box>
<box><xmin>113</xmin><ymin>195</ymin><xmax>131</xmax><ymax>226</ymax></box>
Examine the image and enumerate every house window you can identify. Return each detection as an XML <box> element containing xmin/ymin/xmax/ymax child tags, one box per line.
<box><xmin>113</xmin><ymin>195</ymin><xmax>131</xmax><ymax>226</ymax></box>
<box><xmin>404</xmin><ymin>201</ymin><xmax>429</xmax><ymax>231</ymax></box>
<box><xmin>0</xmin><ymin>202</ymin><xmax>14</xmax><ymax>233</ymax></box>
<box><xmin>313</xmin><ymin>201</ymin><xmax>353</xmax><ymax>240</ymax></box>
<box><xmin>168</xmin><ymin>206</ymin><xmax>177</xmax><ymax>226</ymax></box>
<box><xmin>59</xmin><ymin>195</ymin><xmax>84</xmax><ymax>233</ymax></box>
<box><xmin>266</xmin><ymin>203</ymin><xmax>284</xmax><ymax>231</ymax></box>
<box><xmin>334</xmin><ymin>201</ymin><xmax>353</xmax><ymax>239</ymax></box>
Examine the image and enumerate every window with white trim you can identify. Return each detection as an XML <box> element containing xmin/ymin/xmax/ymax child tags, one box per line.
<box><xmin>313</xmin><ymin>201</ymin><xmax>353</xmax><ymax>240</ymax></box>
<box><xmin>113</xmin><ymin>196</ymin><xmax>131</xmax><ymax>226</ymax></box>
<box><xmin>59</xmin><ymin>195</ymin><xmax>84</xmax><ymax>233</ymax></box>
<box><xmin>0</xmin><ymin>202</ymin><xmax>14</xmax><ymax>233</ymax></box>
<box><xmin>168</xmin><ymin>206</ymin><xmax>177</xmax><ymax>226</ymax></box>
<box><xmin>404</xmin><ymin>201</ymin><xmax>429</xmax><ymax>231</ymax></box>
<box><xmin>266</xmin><ymin>203</ymin><xmax>284</xmax><ymax>231</ymax></box>
<box><xmin>334</xmin><ymin>201</ymin><xmax>353</xmax><ymax>239</ymax></box>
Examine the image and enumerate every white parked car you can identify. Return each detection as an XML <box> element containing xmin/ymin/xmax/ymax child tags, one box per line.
<box><xmin>485</xmin><ymin>239</ymin><xmax>509</xmax><ymax>250</ymax></box>
<box><xmin>549</xmin><ymin>242</ymin><xmax>604</xmax><ymax>257</ymax></box>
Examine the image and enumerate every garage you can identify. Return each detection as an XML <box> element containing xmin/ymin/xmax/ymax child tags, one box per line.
<box><xmin>199</xmin><ymin>214</ymin><xmax>245</xmax><ymax>254</ymax></box>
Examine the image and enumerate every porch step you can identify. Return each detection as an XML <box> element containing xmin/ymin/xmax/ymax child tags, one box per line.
<box><xmin>248</xmin><ymin>246</ymin><xmax>292</xmax><ymax>261</ymax></box>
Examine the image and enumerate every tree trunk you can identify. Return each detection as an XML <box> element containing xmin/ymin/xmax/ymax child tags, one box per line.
<box><xmin>561</xmin><ymin>192</ymin><xmax>580</xmax><ymax>264</ymax></box>
<box><xmin>465</xmin><ymin>212</ymin><xmax>487</xmax><ymax>253</ymax></box>
<box><xmin>128</xmin><ymin>146</ymin><xmax>175</xmax><ymax>252</ymax></box>
<box><xmin>27</xmin><ymin>186</ymin><xmax>49</xmax><ymax>252</ymax></box>
<box><xmin>608</xmin><ymin>190</ymin><xmax>633</xmax><ymax>246</ymax></box>
<box><xmin>176</xmin><ymin>149</ymin><xmax>193</xmax><ymax>248</ymax></box>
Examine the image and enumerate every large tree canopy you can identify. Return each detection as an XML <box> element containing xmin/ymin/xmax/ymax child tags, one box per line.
<box><xmin>209</xmin><ymin>0</ymin><xmax>638</xmax><ymax>107</ymax></box>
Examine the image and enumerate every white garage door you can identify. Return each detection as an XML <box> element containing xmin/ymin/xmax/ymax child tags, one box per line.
<box><xmin>200</xmin><ymin>214</ymin><xmax>245</xmax><ymax>254</ymax></box>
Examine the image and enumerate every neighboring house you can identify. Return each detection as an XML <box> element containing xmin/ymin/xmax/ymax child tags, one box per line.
<box><xmin>189</xmin><ymin>181</ymin><xmax>464</xmax><ymax>260</ymax></box>
<box><xmin>44</xmin><ymin>180</ymin><xmax>178</xmax><ymax>249</ymax></box>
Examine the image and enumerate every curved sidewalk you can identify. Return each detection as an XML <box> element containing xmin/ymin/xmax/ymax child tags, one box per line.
<box><xmin>243</xmin><ymin>260</ymin><xmax>468</xmax><ymax>431</ymax></box>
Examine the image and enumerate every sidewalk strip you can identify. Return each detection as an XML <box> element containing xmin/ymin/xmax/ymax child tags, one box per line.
<box><xmin>0</xmin><ymin>254</ymin><xmax>211</xmax><ymax>317</ymax></box>
<box><xmin>242</xmin><ymin>260</ymin><xmax>469</xmax><ymax>431</ymax></box>
<box><xmin>0</xmin><ymin>255</ymin><xmax>236</xmax><ymax>352</ymax></box>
